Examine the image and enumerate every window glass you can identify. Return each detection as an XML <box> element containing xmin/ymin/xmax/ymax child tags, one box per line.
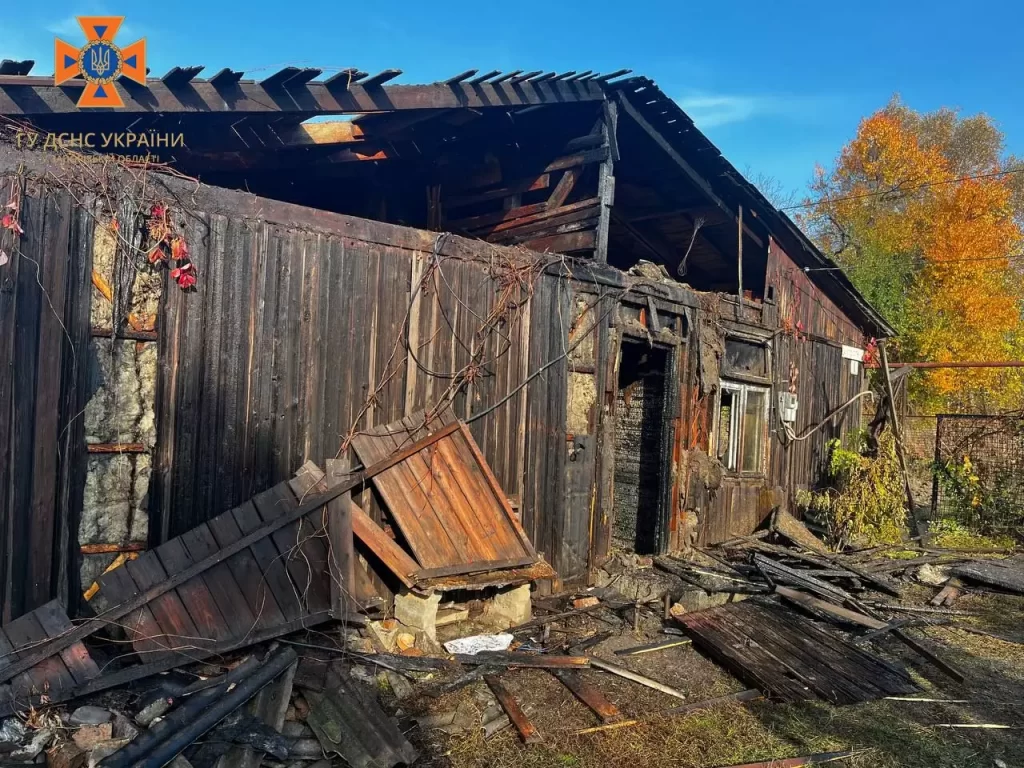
<box><xmin>741</xmin><ymin>387</ymin><xmax>767</xmax><ymax>473</ymax></box>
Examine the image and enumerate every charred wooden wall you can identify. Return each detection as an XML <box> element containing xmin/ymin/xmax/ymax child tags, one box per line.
<box><xmin>0</xmin><ymin>188</ymin><xmax>93</xmax><ymax>620</ymax></box>
<box><xmin>692</xmin><ymin>240</ymin><xmax>868</xmax><ymax>544</ymax></box>
<box><xmin>151</xmin><ymin>208</ymin><xmax>555</xmax><ymax>553</ymax></box>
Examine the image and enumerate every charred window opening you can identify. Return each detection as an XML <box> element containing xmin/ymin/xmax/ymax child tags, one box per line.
<box><xmin>612</xmin><ymin>341</ymin><xmax>671</xmax><ymax>554</ymax></box>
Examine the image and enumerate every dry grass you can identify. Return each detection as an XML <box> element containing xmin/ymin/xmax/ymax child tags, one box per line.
<box><xmin>400</xmin><ymin>591</ymin><xmax>1024</xmax><ymax>768</ymax></box>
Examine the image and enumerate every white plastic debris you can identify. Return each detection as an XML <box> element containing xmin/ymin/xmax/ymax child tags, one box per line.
<box><xmin>443</xmin><ymin>633</ymin><xmax>514</xmax><ymax>655</ymax></box>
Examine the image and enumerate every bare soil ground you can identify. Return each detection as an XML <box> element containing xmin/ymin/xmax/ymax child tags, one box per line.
<box><xmin>395</xmin><ymin>588</ymin><xmax>1024</xmax><ymax>768</ymax></box>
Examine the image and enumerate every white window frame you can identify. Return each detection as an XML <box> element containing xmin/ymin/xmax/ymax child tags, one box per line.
<box><xmin>714</xmin><ymin>380</ymin><xmax>770</xmax><ymax>475</ymax></box>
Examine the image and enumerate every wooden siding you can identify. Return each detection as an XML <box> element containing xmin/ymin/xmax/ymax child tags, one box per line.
<box><xmin>152</xmin><ymin>214</ymin><xmax>546</xmax><ymax>554</ymax></box>
<box><xmin>767</xmin><ymin>238</ymin><xmax>864</xmax><ymax>346</ymax></box>
<box><xmin>0</xmin><ymin>189</ymin><xmax>93</xmax><ymax>619</ymax></box>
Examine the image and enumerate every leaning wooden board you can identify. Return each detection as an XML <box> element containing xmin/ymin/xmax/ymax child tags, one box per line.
<box><xmin>93</xmin><ymin>470</ymin><xmax>339</xmax><ymax>660</ymax></box>
<box><xmin>349</xmin><ymin>408</ymin><xmax>540</xmax><ymax>577</ymax></box>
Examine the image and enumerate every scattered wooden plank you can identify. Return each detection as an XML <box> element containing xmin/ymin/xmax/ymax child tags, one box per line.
<box><xmin>455</xmin><ymin>653</ymin><xmax>589</xmax><ymax>669</ymax></box>
<box><xmin>613</xmin><ymin>637</ymin><xmax>692</xmax><ymax>656</ymax></box>
<box><xmin>484</xmin><ymin>675</ymin><xmax>543</xmax><ymax>744</ymax></box>
<box><xmin>575</xmin><ymin>719</ymin><xmax>640</xmax><ymax>735</ymax></box>
<box><xmin>549</xmin><ymin>669</ymin><xmax>621</xmax><ymax>723</ymax></box>
<box><xmin>753</xmin><ymin>554</ymin><xmax>852</xmax><ymax>603</ymax></box>
<box><xmin>588</xmin><ymin>658</ymin><xmax>688</xmax><ymax>701</ymax></box>
<box><xmin>512</xmin><ymin>604</ymin><xmax>606</xmax><ymax>632</ymax></box>
<box><xmin>891</xmin><ymin>629</ymin><xmax>966</xmax><ymax>684</ymax></box>
<box><xmin>775</xmin><ymin>586</ymin><xmax>885</xmax><ymax>629</ymax></box>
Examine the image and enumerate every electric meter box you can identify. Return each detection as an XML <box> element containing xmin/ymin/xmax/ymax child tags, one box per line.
<box><xmin>778</xmin><ymin>392</ymin><xmax>799</xmax><ymax>423</ymax></box>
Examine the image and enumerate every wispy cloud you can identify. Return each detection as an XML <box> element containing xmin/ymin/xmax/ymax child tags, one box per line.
<box><xmin>48</xmin><ymin>14</ymin><xmax>141</xmax><ymax>42</ymax></box>
<box><xmin>676</xmin><ymin>91</ymin><xmax>825</xmax><ymax>130</ymax></box>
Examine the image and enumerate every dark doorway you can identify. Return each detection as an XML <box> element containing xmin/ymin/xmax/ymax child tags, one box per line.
<box><xmin>612</xmin><ymin>340</ymin><xmax>671</xmax><ymax>553</ymax></box>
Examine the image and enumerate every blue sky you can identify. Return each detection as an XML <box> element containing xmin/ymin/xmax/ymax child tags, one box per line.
<box><xmin>4</xmin><ymin>0</ymin><xmax>1022</xmax><ymax>201</ymax></box>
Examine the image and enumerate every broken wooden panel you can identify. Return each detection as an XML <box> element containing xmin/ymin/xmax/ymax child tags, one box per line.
<box><xmin>677</xmin><ymin>600</ymin><xmax>918</xmax><ymax>704</ymax></box>
<box><xmin>0</xmin><ymin>600</ymin><xmax>99</xmax><ymax>708</ymax></box>
<box><xmin>349</xmin><ymin>408</ymin><xmax>541</xmax><ymax>577</ymax></box>
<box><xmin>301</xmin><ymin>663</ymin><xmax>418</xmax><ymax>768</ymax></box>
<box><xmin>93</xmin><ymin>476</ymin><xmax>336</xmax><ymax>658</ymax></box>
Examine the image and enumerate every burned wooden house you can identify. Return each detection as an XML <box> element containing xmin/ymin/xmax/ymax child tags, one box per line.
<box><xmin>0</xmin><ymin>63</ymin><xmax>892</xmax><ymax>620</ymax></box>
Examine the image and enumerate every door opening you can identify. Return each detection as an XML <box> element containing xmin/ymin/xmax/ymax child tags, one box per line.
<box><xmin>612</xmin><ymin>340</ymin><xmax>671</xmax><ymax>554</ymax></box>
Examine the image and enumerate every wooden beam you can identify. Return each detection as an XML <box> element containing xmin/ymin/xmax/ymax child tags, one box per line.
<box><xmin>87</xmin><ymin>443</ymin><xmax>147</xmax><ymax>454</ymax></box>
<box><xmin>589</xmin><ymin>658</ymin><xmax>688</xmax><ymax>700</ymax></box>
<box><xmin>91</xmin><ymin>327</ymin><xmax>158</xmax><ymax>341</ymax></box>
<box><xmin>471</xmin><ymin>198</ymin><xmax>600</xmax><ymax>237</ymax></box>
<box><xmin>547</xmin><ymin>168</ymin><xmax>579</xmax><ymax>209</ymax></box>
<box><xmin>490</xmin><ymin>70</ymin><xmax>522</xmax><ymax>85</ymax></box>
<box><xmin>283</xmin><ymin>68</ymin><xmax>323</xmax><ymax>88</ymax></box>
<box><xmin>0</xmin><ymin>78</ymin><xmax>605</xmax><ymax>116</ymax></box>
<box><xmin>550</xmin><ymin>669</ymin><xmax>621</xmax><ymax>722</ymax></box>
<box><xmin>523</xmin><ymin>229</ymin><xmax>596</xmax><ymax>254</ymax></box>
<box><xmin>359</xmin><ymin>69</ymin><xmax>402</xmax><ymax>88</ymax></box>
<box><xmin>161</xmin><ymin>66</ymin><xmax>205</xmax><ymax>88</ymax></box>
<box><xmin>595</xmin><ymin>100</ymin><xmax>616</xmax><ymax>263</ymax></box>
<box><xmin>616</xmin><ymin>93</ymin><xmax>735</xmax><ymax>222</ymax></box>
<box><xmin>350</xmin><ymin>501</ymin><xmax>420</xmax><ymax>590</ymax></box>
<box><xmin>443</xmin><ymin>69</ymin><xmax>478</xmax><ymax>85</ymax></box>
<box><xmin>209</xmin><ymin>68</ymin><xmax>244</xmax><ymax>88</ymax></box>
<box><xmin>468</xmin><ymin>70</ymin><xmax>502</xmax><ymax>85</ymax></box>
<box><xmin>325</xmin><ymin>459</ymin><xmax>355</xmax><ymax>618</ymax></box>
<box><xmin>485</xmin><ymin>675</ymin><xmax>543</xmax><ymax>743</ymax></box>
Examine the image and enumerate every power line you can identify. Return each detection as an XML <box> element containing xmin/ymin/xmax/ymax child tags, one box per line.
<box><xmin>781</xmin><ymin>166</ymin><xmax>1024</xmax><ymax>212</ymax></box>
<box><xmin>803</xmin><ymin>252</ymin><xmax>1024</xmax><ymax>272</ymax></box>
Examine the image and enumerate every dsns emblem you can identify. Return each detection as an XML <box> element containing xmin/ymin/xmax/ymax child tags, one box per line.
<box><xmin>55</xmin><ymin>17</ymin><xmax>146</xmax><ymax>108</ymax></box>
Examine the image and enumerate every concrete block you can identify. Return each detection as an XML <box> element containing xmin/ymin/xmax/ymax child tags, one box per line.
<box><xmin>394</xmin><ymin>591</ymin><xmax>442</xmax><ymax>637</ymax></box>
<box><xmin>484</xmin><ymin>584</ymin><xmax>531</xmax><ymax>628</ymax></box>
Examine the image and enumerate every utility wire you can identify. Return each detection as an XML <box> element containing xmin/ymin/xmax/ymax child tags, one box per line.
<box><xmin>780</xmin><ymin>166</ymin><xmax>1024</xmax><ymax>212</ymax></box>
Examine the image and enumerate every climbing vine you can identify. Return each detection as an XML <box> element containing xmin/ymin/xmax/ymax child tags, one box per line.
<box><xmin>796</xmin><ymin>430</ymin><xmax>908</xmax><ymax>547</ymax></box>
<box><xmin>145</xmin><ymin>203</ymin><xmax>197</xmax><ymax>291</ymax></box>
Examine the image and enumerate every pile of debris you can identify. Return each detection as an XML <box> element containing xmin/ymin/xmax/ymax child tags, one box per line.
<box><xmin>0</xmin><ymin>408</ymin><xmax>556</xmax><ymax>767</ymax></box>
<box><xmin>0</xmin><ymin>405</ymin><xmax>1019</xmax><ymax>767</ymax></box>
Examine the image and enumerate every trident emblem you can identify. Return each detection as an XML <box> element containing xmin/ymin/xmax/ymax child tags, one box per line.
<box><xmin>89</xmin><ymin>45</ymin><xmax>112</xmax><ymax>78</ymax></box>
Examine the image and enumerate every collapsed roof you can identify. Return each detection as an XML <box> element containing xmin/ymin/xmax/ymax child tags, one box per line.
<box><xmin>0</xmin><ymin>60</ymin><xmax>894</xmax><ymax>337</ymax></box>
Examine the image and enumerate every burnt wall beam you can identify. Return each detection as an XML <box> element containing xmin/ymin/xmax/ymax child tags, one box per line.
<box><xmin>594</xmin><ymin>100</ymin><xmax>617</xmax><ymax>264</ymax></box>
<box><xmin>0</xmin><ymin>79</ymin><xmax>606</xmax><ymax>116</ymax></box>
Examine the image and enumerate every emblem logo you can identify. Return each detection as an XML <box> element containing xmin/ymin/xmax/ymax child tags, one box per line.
<box><xmin>55</xmin><ymin>17</ymin><xmax>146</xmax><ymax>108</ymax></box>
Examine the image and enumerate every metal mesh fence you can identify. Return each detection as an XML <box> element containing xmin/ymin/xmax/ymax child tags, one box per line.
<box><xmin>932</xmin><ymin>414</ymin><xmax>1024</xmax><ymax>538</ymax></box>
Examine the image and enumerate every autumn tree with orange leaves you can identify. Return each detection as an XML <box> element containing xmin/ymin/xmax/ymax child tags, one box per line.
<box><xmin>805</xmin><ymin>97</ymin><xmax>1024</xmax><ymax>412</ymax></box>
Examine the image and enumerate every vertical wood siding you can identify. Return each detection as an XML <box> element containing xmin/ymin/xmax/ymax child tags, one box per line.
<box><xmin>0</xmin><ymin>189</ymin><xmax>93</xmax><ymax>619</ymax></box>
<box><xmin>152</xmin><ymin>215</ymin><xmax>549</xmax><ymax>558</ymax></box>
